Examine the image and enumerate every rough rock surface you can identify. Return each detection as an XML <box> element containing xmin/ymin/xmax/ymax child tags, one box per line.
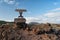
<box><xmin>0</xmin><ymin>23</ymin><xmax>60</xmax><ymax>40</ymax></box>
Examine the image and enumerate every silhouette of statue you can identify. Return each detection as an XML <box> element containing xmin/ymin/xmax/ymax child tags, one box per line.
<box><xmin>15</xmin><ymin>9</ymin><xmax>27</xmax><ymax>17</ymax></box>
<box><xmin>14</xmin><ymin>9</ymin><xmax>27</xmax><ymax>29</ymax></box>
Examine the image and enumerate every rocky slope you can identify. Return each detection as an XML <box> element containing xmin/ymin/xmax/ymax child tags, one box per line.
<box><xmin>0</xmin><ymin>23</ymin><xmax>60</xmax><ymax>40</ymax></box>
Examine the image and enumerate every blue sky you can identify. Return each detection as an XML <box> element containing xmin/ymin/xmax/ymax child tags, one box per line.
<box><xmin>0</xmin><ymin>0</ymin><xmax>60</xmax><ymax>23</ymax></box>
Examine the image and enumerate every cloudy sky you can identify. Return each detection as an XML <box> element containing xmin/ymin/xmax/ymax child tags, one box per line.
<box><xmin>0</xmin><ymin>0</ymin><xmax>60</xmax><ymax>23</ymax></box>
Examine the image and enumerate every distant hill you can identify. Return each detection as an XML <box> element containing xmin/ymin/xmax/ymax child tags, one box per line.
<box><xmin>0</xmin><ymin>20</ymin><xmax>13</xmax><ymax>26</ymax></box>
<box><xmin>0</xmin><ymin>20</ymin><xmax>6</xmax><ymax>25</ymax></box>
<box><xmin>29</xmin><ymin>22</ymin><xmax>39</xmax><ymax>26</ymax></box>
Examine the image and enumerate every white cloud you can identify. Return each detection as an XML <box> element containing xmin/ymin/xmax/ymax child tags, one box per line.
<box><xmin>4</xmin><ymin>0</ymin><xmax>15</xmax><ymax>4</ymax></box>
<box><xmin>51</xmin><ymin>8</ymin><xmax>60</xmax><ymax>11</ymax></box>
<box><xmin>0</xmin><ymin>17</ymin><xmax>13</xmax><ymax>22</ymax></box>
<box><xmin>0</xmin><ymin>0</ymin><xmax>19</xmax><ymax>6</ymax></box>
<box><xmin>7</xmin><ymin>0</ymin><xmax>15</xmax><ymax>4</ymax></box>
<box><xmin>44</xmin><ymin>12</ymin><xmax>60</xmax><ymax>18</ymax></box>
<box><xmin>26</xmin><ymin>17</ymin><xmax>41</xmax><ymax>23</ymax></box>
<box><xmin>26</xmin><ymin>8</ymin><xmax>60</xmax><ymax>24</ymax></box>
<box><xmin>5</xmin><ymin>19</ymin><xmax>13</xmax><ymax>22</ymax></box>
<box><xmin>43</xmin><ymin>12</ymin><xmax>60</xmax><ymax>23</ymax></box>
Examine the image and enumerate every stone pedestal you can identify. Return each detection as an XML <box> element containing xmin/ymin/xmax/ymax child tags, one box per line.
<box><xmin>14</xmin><ymin>17</ymin><xmax>26</xmax><ymax>23</ymax></box>
<box><xmin>14</xmin><ymin>17</ymin><xmax>27</xmax><ymax>29</ymax></box>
